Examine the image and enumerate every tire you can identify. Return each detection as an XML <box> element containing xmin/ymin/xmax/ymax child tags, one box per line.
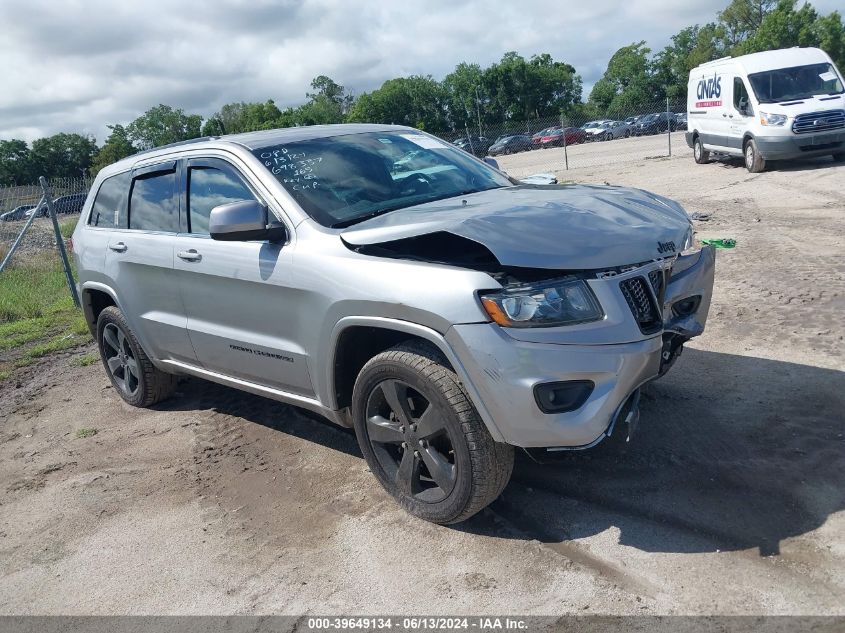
<box><xmin>693</xmin><ymin>136</ymin><xmax>710</xmax><ymax>164</ymax></box>
<box><xmin>351</xmin><ymin>341</ymin><xmax>514</xmax><ymax>524</ymax></box>
<box><xmin>744</xmin><ymin>138</ymin><xmax>766</xmax><ymax>173</ymax></box>
<box><xmin>96</xmin><ymin>306</ymin><xmax>176</xmax><ymax>407</ymax></box>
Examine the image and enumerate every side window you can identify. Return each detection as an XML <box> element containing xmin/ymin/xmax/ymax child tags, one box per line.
<box><xmin>733</xmin><ymin>77</ymin><xmax>750</xmax><ymax>114</ymax></box>
<box><xmin>88</xmin><ymin>172</ymin><xmax>129</xmax><ymax>228</ymax></box>
<box><xmin>187</xmin><ymin>165</ymin><xmax>255</xmax><ymax>234</ymax></box>
<box><xmin>129</xmin><ymin>170</ymin><xmax>178</xmax><ymax>232</ymax></box>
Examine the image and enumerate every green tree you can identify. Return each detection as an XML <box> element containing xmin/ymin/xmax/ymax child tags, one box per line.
<box><xmin>126</xmin><ymin>104</ymin><xmax>203</xmax><ymax>150</ymax></box>
<box><xmin>90</xmin><ymin>124</ymin><xmax>136</xmax><ymax>175</ymax></box>
<box><xmin>719</xmin><ymin>0</ymin><xmax>777</xmax><ymax>48</ymax></box>
<box><xmin>442</xmin><ymin>62</ymin><xmax>486</xmax><ymax>131</ymax></box>
<box><xmin>739</xmin><ymin>0</ymin><xmax>819</xmax><ymax>53</ymax></box>
<box><xmin>652</xmin><ymin>24</ymin><xmax>726</xmax><ymax>101</ymax></box>
<box><xmin>0</xmin><ymin>139</ymin><xmax>34</xmax><ymax>186</ymax></box>
<box><xmin>201</xmin><ymin>100</ymin><xmax>283</xmax><ymax>135</ymax></box>
<box><xmin>815</xmin><ymin>10</ymin><xmax>845</xmax><ymax>68</ymax></box>
<box><xmin>589</xmin><ymin>42</ymin><xmax>657</xmax><ymax>114</ymax></box>
<box><xmin>346</xmin><ymin>76</ymin><xmax>448</xmax><ymax>131</ymax></box>
<box><xmin>30</xmin><ymin>133</ymin><xmax>98</xmax><ymax>179</ymax></box>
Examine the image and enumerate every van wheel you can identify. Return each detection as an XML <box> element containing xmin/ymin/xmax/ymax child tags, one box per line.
<box><xmin>693</xmin><ymin>136</ymin><xmax>710</xmax><ymax>164</ymax></box>
<box><xmin>96</xmin><ymin>306</ymin><xmax>176</xmax><ymax>407</ymax></box>
<box><xmin>744</xmin><ymin>138</ymin><xmax>766</xmax><ymax>173</ymax></box>
<box><xmin>351</xmin><ymin>341</ymin><xmax>514</xmax><ymax>524</ymax></box>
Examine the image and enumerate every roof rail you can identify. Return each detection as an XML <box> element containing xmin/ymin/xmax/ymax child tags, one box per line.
<box><xmin>132</xmin><ymin>136</ymin><xmax>221</xmax><ymax>158</ymax></box>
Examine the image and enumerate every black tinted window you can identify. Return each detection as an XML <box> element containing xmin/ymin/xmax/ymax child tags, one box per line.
<box><xmin>89</xmin><ymin>172</ymin><xmax>129</xmax><ymax>228</ymax></box>
<box><xmin>188</xmin><ymin>166</ymin><xmax>254</xmax><ymax>234</ymax></box>
<box><xmin>129</xmin><ymin>170</ymin><xmax>178</xmax><ymax>232</ymax></box>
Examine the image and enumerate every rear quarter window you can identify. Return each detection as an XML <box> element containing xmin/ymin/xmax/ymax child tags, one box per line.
<box><xmin>88</xmin><ymin>172</ymin><xmax>129</xmax><ymax>228</ymax></box>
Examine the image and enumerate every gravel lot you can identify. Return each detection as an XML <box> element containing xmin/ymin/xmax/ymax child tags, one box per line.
<box><xmin>1</xmin><ymin>136</ymin><xmax>843</xmax><ymax>615</ymax></box>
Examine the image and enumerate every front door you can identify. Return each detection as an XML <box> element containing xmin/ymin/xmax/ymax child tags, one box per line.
<box><xmin>172</xmin><ymin>157</ymin><xmax>313</xmax><ymax>396</ymax></box>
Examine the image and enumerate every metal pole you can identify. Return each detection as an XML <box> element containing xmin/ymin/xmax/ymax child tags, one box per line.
<box><xmin>0</xmin><ymin>195</ymin><xmax>46</xmax><ymax>273</ymax></box>
<box><xmin>561</xmin><ymin>114</ymin><xmax>569</xmax><ymax>171</ymax></box>
<box><xmin>465</xmin><ymin>123</ymin><xmax>475</xmax><ymax>155</ymax></box>
<box><xmin>39</xmin><ymin>176</ymin><xmax>80</xmax><ymax>308</ymax></box>
<box><xmin>666</xmin><ymin>96</ymin><xmax>672</xmax><ymax>157</ymax></box>
<box><xmin>475</xmin><ymin>86</ymin><xmax>483</xmax><ymax>139</ymax></box>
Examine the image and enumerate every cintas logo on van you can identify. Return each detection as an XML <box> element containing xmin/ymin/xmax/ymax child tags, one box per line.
<box><xmin>695</xmin><ymin>72</ymin><xmax>722</xmax><ymax>108</ymax></box>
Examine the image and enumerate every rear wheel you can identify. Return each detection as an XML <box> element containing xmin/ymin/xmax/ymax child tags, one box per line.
<box><xmin>693</xmin><ymin>136</ymin><xmax>710</xmax><ymax>164</ymax></box>
<box><xmin>96</xmin><ymin>306</ymin><xmax>176</xmax><ymax>407</ymax></box>
<box><xmin>744</xmin><ymin>138</ymin><xmax>766</xmax><ymax>173</ymax></box>
<box><xmin>352</xmin><ymin>341</ymin><xmax>514</xmax><ymax>524</ymax></box>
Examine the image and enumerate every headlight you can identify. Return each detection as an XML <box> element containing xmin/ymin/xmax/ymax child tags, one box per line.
<box><xmin>759</xmin><ymin>111</ymin><xmax>787</xmax><ymax>126</ymax></box>
<box><xmin>481</xmin><ymin>278</ymin><xmax>604</xmax><ymax>328</ymax></box>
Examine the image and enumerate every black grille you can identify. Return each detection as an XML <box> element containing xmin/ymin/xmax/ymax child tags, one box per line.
<box><xmin>620</xmin><ymin>276</ymin><xmax>662</xmax><ymax>334</ymax></box>
<box><xmin>648</xmin><ymin>269</ymin><xmax>666</xmax><ymax>305</ymax></box>
<box><xmin>791</xmin><ymin>109</ymin><xmax>845</xmax><ymax>135</ymax></box>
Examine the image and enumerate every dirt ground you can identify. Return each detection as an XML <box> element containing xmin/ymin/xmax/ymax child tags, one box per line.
<box><xmin>1</xmin><ymin>137</ymin><xmax>843</xmax><ymax>615</ymax></box>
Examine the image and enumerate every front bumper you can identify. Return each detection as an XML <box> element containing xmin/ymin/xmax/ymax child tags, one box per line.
<box><xmin>755</xmin><ymin>130</ymin><xmax>845</xmax><ymax>160</ymax></box>
<box><xmin>447</xmin><ymin>246</ymin><xmax>716</xmax><ymax>448</ymax></box>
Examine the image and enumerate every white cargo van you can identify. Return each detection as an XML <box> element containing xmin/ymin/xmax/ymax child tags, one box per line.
<box><xmin>686</xmin><ymin>47</ymin><xmax>845</xmax><ymax>172</ymax></box>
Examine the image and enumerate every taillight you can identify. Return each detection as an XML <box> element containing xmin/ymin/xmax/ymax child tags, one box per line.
<box><xmin>67</xmin><ymin>237</ymin><xmax>74</xmax><ymax>253</ymax></box>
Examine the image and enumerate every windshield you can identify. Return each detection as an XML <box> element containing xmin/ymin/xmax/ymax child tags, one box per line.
<box><xmin>253</xmin><ymin>131</ymin><xmax>512</xmax><ymax>228</ymax></box>
<box><xmin>748</xmin><ymin>62</ymin><xmax>844</xmax><ymax>103</ymax></box>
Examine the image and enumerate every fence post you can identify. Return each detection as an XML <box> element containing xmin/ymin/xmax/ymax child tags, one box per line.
<box><xmin>0</xmin><ymin>195</ymin><xmax>47</xmax><ymax>273</ymax></box>
<box><xmin>666</xmin><ymin>96</ymin><xmax>672</xmax><ymax>157</ymax></box>
<box><xmin>39</xmin><ymin>176</ymin><xmax>81</xmax><ymax>308</ymax></box>
<box><xmin>560</xmin><ymin>115</ymin><xmax>569</xmax><ymax>171</ymax></box>
<box><xmin>464</xmin><ymin>123</ymin><xmax>476</xmax><ymax>155</ymax></box>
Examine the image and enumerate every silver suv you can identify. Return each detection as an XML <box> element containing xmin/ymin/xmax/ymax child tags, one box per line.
<box><xmin>73</xmin><ymin>124</ymin><xmax>715</xmax><ymax>524</ymax></box>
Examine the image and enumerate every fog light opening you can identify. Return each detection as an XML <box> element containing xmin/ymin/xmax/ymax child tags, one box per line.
<box><xmin>672</xmin><ymin>295</ymin><xmax>701</xmax><ymax>317</ymax></box>
<box><xmin>533</xmin><ymin>380</ymin><xmax>594</xmax><ymax>414</ymax></box>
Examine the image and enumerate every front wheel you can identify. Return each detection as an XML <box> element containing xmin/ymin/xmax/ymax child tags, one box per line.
<box><xmin>352</xmin><ymin>342</ymin><xmax>514</xmax><ymax>524</ymax></box>
<box><xmin>744</xmin><ymin>138</ymin><xmax>766</xmax><ymax>173</ymax></box>
<box><xmin>96</xmin><ymin>306</ymin><xmax>176</xmax><ymax>407</ymax></box>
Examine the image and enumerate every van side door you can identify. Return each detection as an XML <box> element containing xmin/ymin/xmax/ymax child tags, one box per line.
<box><xmin>171</xmin><ymin>156</ymin><xmax>314</xmax><ymax>396</ymax></box>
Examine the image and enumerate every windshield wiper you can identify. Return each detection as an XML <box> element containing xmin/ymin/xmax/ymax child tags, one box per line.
<box><xmin>331</xmin><ymin>206</ymin><xmax>403</xmax><ymax>229</ymax></box>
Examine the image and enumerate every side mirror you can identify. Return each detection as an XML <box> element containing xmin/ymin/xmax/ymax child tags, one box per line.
<box><xmin>209</xmin><ymin>200</ymin><xmax>286</xmax><ymax>243</ymax></box>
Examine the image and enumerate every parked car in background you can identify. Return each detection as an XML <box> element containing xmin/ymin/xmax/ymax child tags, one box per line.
<box><xmin>531</xmin><ymin>126</ymin><xmax>561</xmax><ymax>148</ymax></box>
<box><xmin>453</xmin><ymin>136</ymin><xmax>492</xmax><ymax>157</ymax></box>
<box><xmin>633</xmin><ymin>112</ymin><xmax>677</xmax><ymax>135</ymax></box>
<box><xmin>581</xmin><ymin>120</ymin><xmax>612</xmax><ymax>140</ymax></box>
<box><xmin>487</xmin><ymin>134</ymin><xmax>534</xmax><ymax>155</ymax></box>
<box><xmin>539</xmin><ymin>127</ymin><xmax>585</xmax><ymax>148</ymax></box>
<box><xmin>52</xmin><ymin>192</ymin><xmax>88</xmax><ymax>215</ymax></box>
<box><xmin>675</xmin><ymin>113</ymin><xmax>688</xmax><ymax>130</ymax></box>
<box><xmin>0</xmin><ymin>204</ymin><xmax>36</xmax><ymax>221</ymax></box>
<box><xmin>603</xmin><ymin>120</ymin><xmax>633</xmax><ymax>140</ymax></box>
<box><xmin>625</xmin><ymin>115</ymin><xmax>642</xmax><ymax>125</ymax></box>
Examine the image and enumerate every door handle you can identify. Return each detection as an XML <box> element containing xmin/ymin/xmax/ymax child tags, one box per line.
<box><xmin>177</xmin><ymin>249</ymin><xmax>202</xmax><ymax>262</ymax></box>
<box><xmin>109</xmin><ymin>242</ymin><xmax>127</xmax><ymax>253</ymax></box>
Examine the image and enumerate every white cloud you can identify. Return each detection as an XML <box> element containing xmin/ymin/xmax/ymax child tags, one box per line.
<box><xmin>0</xmin><ymin>0</ymin><xmax>841</xmax><ymax>143</ymax></box>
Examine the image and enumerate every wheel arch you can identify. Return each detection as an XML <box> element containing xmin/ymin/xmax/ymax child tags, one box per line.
<box><xmin>327</xmin><ymin>317</ymin><xmax>505</xmax><ymax>442</ymax></box>
<box><xmin>80</xmin><ymin>282</ymin><xmax>120</xmax><ymax>337</ymax></box>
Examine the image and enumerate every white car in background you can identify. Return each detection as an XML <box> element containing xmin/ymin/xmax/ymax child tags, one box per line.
<box><xmin>592</xmin><ymin>120</ymin><xmax>633</xmax><ymax>141</ymax></box>
<box><xmin>581</xmin><ymin>119</ymin><xmax>613</xmax><ymax>140</ymax></box>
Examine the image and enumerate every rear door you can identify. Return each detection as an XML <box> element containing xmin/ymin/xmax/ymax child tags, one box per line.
<box><xmin>172</xmin><ymin>156</ymin><xmax>313</xmax><ymax>396</ymax></box>
<box><xmin>104</xmin><ymin>160</ymin><xmax>195</xmax><ymax>363</ymax></box>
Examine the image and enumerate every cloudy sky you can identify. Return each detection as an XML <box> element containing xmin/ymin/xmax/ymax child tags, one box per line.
<box><xmin>0</xmin><ymin>0</ymin><xmax>840</xmax><ymax>143</ymax></box>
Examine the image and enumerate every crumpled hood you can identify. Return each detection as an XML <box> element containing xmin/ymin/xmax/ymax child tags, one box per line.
<box><xmin>341</xmin><ymin>184</ymin><xmax>693</xmax><ymax>270</ymax></box>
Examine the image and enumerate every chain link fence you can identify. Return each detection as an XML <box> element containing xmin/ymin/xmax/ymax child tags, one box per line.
<box><xmin>0</xmin><ymin>177</ymin><xmax>89</xmax><ymax>323</ymax></box>
<box><xmin>435</xmin><ymin>97</ymin><xmax>689</xmax><ymax>177</ymax></box>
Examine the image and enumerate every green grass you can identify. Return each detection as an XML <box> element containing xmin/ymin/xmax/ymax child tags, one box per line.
<box><xmin>59</xmin><ymin>218</ymin><xmax>78</xmax><ymax>240</ymax></box>
<box><xmin>71</xmin><ymin>351</ymin><xmax>100</xmax><ymax>367</ymax></box>
<box><xmin>75</xmin><ymin>428</ymin><xmax>98</xmax><ymax>439</ymax></box>
<box><xmin>0</xmin><ymin>253</ymin><xmax>91</xmax><ymax>381</ymax></box>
